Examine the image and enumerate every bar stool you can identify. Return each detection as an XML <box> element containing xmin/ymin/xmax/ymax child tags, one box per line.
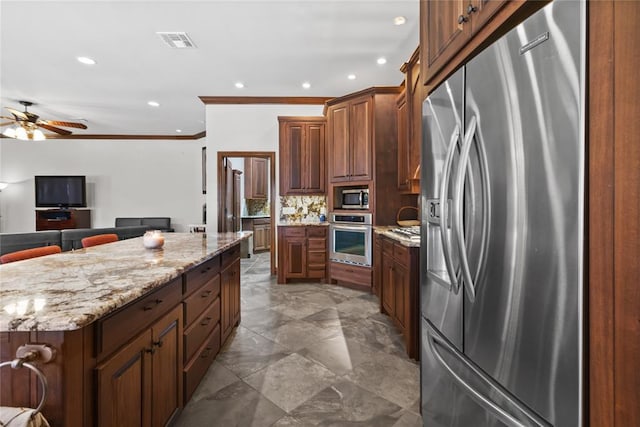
<box><xmin>0</xmin><ymin>245</ymin><xmax>62</xmax><ymax>264</ymax></box>
<box><xmin>81</xmin><ymin>234</ymin><xmax>119</xmax><ymax>248</ymax></box>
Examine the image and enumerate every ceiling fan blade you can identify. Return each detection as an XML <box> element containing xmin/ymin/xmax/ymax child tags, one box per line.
<box><xmin>5</xmin><ymin>107</ymin><xmax>28</xmax><ymax>120</ymax></box>
<box><xmin>37</xmin><ymin>123</ymin><xmax>72</xmax><ymax>135</ymax></box>
<box><xmin>0</xmin><ymin>121</ymin><xmax>14</xmax><ymax>127</ymax></box>
<box><xmin>41</xmin><ymin>120</ymin><xmax>87</xmax><ymax>129</ymax></box>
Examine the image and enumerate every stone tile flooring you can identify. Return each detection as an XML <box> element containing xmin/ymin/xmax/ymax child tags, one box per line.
<box><xmin>175</xmin><ymin>252</ymin><xmax>422</xmax><ymax>426</ymax></box>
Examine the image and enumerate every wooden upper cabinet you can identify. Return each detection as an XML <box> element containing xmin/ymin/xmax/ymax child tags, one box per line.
<box><xmin>423</xmin><ymin>0</ymin><xmax>470</xmax><ymax>84</ymax></box>
<box><xmin>278</xmin><ymin>117</ymin><xmax>326</xmax><ymax>195</ymax></box>
<box><xmin>328</xmin><ymin>106</ymin><xmax>350</xmax><ymax>182</ymax></box>
<box><xmin>245</xmin><ymin>157</ymin><xmax>268</xmax><ymax>199</ymax></box>
<box><xmin>421</xmin><ymin>0</ymin><xmax>537</xmax><ymax>89</ymax></box>
<box><xmin>328</xmin><ymin>95</ymin><xmax>373</xmax><ymax>183</ymax></box>
<box><xmin>396</xmin><ymin>89</ymin><xmax>410</xmax><ymax>192</ymax></box>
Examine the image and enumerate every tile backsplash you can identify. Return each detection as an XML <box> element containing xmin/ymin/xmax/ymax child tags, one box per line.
<box><xmin>279</xmin><ymin>195</ymin><xmax>327</xmax><ymax>222</ymax></box>
<box><xmin>245</xmin><ymin>199</ymin><xmax>270</xmax><ymax>216</ymax></box>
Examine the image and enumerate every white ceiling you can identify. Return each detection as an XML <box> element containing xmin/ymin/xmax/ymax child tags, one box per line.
<box><xmin>0</xmin><ymin>0</ymin><xmax>420</xmax><ymax>137</ymax></box>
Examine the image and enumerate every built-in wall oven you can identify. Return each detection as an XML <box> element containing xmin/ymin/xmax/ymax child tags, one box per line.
<box><xmin>329</xmin><ymin>212</ymin><xmax>372</xmax><ymax>267</ymax></box>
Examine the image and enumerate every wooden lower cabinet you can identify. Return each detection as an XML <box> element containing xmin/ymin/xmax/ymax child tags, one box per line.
<box><xmin>221</xmin><ymin>257</ymin><xmax>241</xmax><ymax>343</ymax></box>
<box><xmin>375</xmin><ymin>233</ymin><xmax>419</xmax><ymax>360</ymax></box>
<box><xmin>242</xmin><ymin>217</ymin><xmax>272</xmax><ymax>252</ymax></box>
<box><xmin>96</xmin><ymin>305</ymin><xmax>182</xmax><ymax>427</ymax></box>
<box><xmin>277</xmin><ymin>226</ymin><xmax>327</xmax><ymax>283</ymax></box>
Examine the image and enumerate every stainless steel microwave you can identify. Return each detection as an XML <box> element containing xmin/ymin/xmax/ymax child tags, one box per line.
<box><xmin>340</xmin><ymin>189</ymin><xmax>369</xmax><ymax>209</ymax></box>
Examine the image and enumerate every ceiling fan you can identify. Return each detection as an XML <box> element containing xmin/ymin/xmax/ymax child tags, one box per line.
<box><xmin>0</xmin><ymin>100</ymin><xmax>87</xmax><ymax>140</ymax></box>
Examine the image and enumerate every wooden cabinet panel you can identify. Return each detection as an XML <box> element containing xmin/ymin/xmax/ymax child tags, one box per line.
<box><xmin>184</xmin><ymin>299</ymin><xmax>220</xmax><ymax>362</ymax></box>
<box><xmin>184</xmin><ymin>255</ymin><xmax>220</xmax><ymax>297</ymax></box>
<box><xmin>328</xmin><ymin>106</ymin><xmax>350</xmax><ymax>182</ymax></box>
<box><xmin>254</xmin><ymin>223</ymin><xmax>271</xmax><ymax>252</ymax></box>
<box><xmin>381</xmin><ymin>255</ymin><xmax>395</xmax><ymax>317</ymax></box>
<box><xmin>470</xmin><ymin>0</ymin><xmax>509</xmax><ymax>33</ymax></box>
<box><xmin>183</xmin><ymin>276</ymin><xmax>220</xmax><ymax>327</ymax></box>
<box><xmin>349</xmin><ymin>97</ymin><xmax>373</xmax><ymax>181</ymax></box>
<box><xmin>151</xmin><ymin>306</ymin><xmax>182</xmax><ymax>427</ymax></box>
<box><xmin>277</xmin><ymin>226</ymin><xmax>327</xmax><ymax>283</ymax></box>
<box><xmin>35</xmin><ymin>209</ymin><xmax>91</xmax><ymax>231</ymax></box>
<box><xmin>279</xmin><ymin>117</ymin><xmax>326</xmax><ymax>195</ymax></box>
<box><xmin>396</xmin><ymin>90</ymin><xmax>410</xmax><ymax>192</ymax></box>
<box><xmin>96</xmin><ymin>331</ymin><xmax>151</xmax><ymax>427</ymax></box>
<box><xmin>373</xmin><ymin>234</ymin><xmax>383</xmax><ymax>298</ymax></box>
<box><xmin>245</xmin><ymin>157</ymin><xmax>268</xmax><ymax>199</ymax></box>
<box><xmin>183</xmin><ymin>325</ymin><xmax>220</xmax><ymax>402</ymax></box>
<box><xmin>221</xmin><ymin>255</ymin><xmax>240</xmax><ymax>344</ymax></box>
<box><xmin>424</xmin><ymin>0</ymin><xmax>469</xmax><ymax>83</ymax></box>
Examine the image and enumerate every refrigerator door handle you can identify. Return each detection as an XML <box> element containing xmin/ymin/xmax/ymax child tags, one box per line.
<box><xmin>454</xmin><ymin>115</ymin><xmax>479</xmax><ymax>303</ymax></box>
<box><xmin>438</xmin><ymin>124</ymin><xmax>461</xmax><ymax>292</ymax></box>
<box><xmin>425</xmin><ymin>320</ymin><xmax>552</xmax><ymax>427</ymax></box>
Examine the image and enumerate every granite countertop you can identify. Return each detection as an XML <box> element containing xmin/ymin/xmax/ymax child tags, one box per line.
<box><xmin>0</xmin><ymin>232</ymin><xmax>252</xmax><ymax>332</ymax></box>
<box><xmin>374</xmin><ymin>226</ymin><xmax>421</xmax><ymax>248</ymax></box>
<box><xmin>277</xmin><ymin>221</ymin><xmax>330</xmax><ymax>227</ymax></box>
<box><xmin>241</xmin><ymin>215</ymin><xmax>271</xmax><ymax>219</ymax></box>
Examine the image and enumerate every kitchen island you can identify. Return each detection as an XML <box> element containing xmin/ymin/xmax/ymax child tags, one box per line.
<box><xmin>0</xmin><ymin>232</ymin><xmax>250</xmax><ymax>427</ymax></box>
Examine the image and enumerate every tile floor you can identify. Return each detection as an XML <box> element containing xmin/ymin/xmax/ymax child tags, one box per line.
<box><xmin>175</xmin><ymin>252</ymin><xmax>422</xmax><ymax>427</ymax></box>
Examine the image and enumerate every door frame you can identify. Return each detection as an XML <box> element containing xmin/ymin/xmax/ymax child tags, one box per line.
<box><xmin>217</xmin><ymin>151</ymin><xmax>276</xmax><ymax>276</ymax></box>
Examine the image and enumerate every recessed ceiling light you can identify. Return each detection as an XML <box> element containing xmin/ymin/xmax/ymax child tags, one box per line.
<box><xmin>235</xmin><ymin>82</ymin><xmax>245</xmax><ymax>89</ymax></box>
<box><xmin>176</xmin><ymin>129</ymin><xmax>182</xmax><ymax>133</ymax></box>
<box><xmin>302</xmin><ymin>82</ymin><xmax>311</xmax><ymax>89</ymax></box>
<box><xmin>148</xmin><ymin>101</ymin><xmax>160</xmax><ymax>107</ymax></box>
<box><xmin>377</xmin><ymin>57</ymin><xmax>387</xmax><ymax>65</ymax></box>
<box><xmin>348</xmin><ymin>74</ymin><xmax>356</xmax><ymax>80</ymax></box>
<box><xmin>77</xmin><ymin>56</ymin><xmax>96</xmax><ymax>65</ymax></box>
<box><xmin>394</xmin><ymin>16</ymin><xmax>407</xmax><ymax>26</ymax></box>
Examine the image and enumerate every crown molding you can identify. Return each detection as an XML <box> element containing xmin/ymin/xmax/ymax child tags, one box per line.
<box><xmin>0</xmin><ymin>131</ymin><xmax>206</xmax><ymax>141</ymax></box>
<box><xmin>199</xmin><ymin>96</ymin><xmax>333</xmax><ymax>105</ymax></box>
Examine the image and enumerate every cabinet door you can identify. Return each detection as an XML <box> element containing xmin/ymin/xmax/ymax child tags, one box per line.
<box><xmin>304</xmin><ymin>122</ymin><xmax>325</xmax><ymax>193</ymax></box>
<box><xmin>373</xmin><ymin>237</ymin><xmax>383</xmax><ymax>299</ymax></box>
<box><xmin>220</xmin><ymin>266</ymin><xmax>233</xmax><ymax>342</ymax></box>
<box><xmin>96</xmin><ymin>331</ymin><xmax>152</xmax><ymax>427</ymax></box>
<box><xmin>283</xmin><ymin>237</ymin><xmax>307</xmax><ymax>278</ymax></box>
<box><xmin>397</xmin><ymin>91</ymin><xmax>410</xmax><ymax>191</ymax></box>
<box><xmin>254</xmin><ymin>224</ymin><xmax>268</xmax><ymax>251</ymax></box>
<box><xmin>381</xmin><ymin>255</ymin><xmax>395</xmax><ymax>317</ymax></box>
<box><xmin>408</xmin><ymin>57</ymin><xmax>422</xmax><ymax>194</ymax></box>
<box><xmin>230</xmin><ymin>258</ymin><xmax>241</xmax><ymax>326</ymax></box>
<box><xmin>423</xmin><ymin>0</ymin><xmax>470</xmax><ymax>83</ymax></box>
<box><xmin>151</xmin><ymin>306</ymin><xmax>183</xmax><ymax>427</ymax></box>
<box><xmin>393</xmin><ymin>262</ymin><xmax>409</xmax><ymax>332</ymax></box>
<box><xmin>469</xmin><ymin>0</ymin><xmax>509</xmax><ymax>33</ymax></box>
<box><xmin>349</xmin><ymin>97</ymin><xmax>373</xmax><ymax>181</ymax></box>
<box><xmin>329</xmin><ymin>105</ymin><xmax>350</xmax><ymax>182</ymax></box>
<box><xmin>245</xmin><ymin>158</ymin><xmax>268</xmax><ymax>199</ymax></box>
<box><xmin>280</xmin><ymin>123</ymin><xmax>305</xmax><ymax>195</ymax></box>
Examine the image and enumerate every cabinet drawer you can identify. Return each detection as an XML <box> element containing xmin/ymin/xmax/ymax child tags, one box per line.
<box><xmin>307</xmin><ymin>238</ymin><xmax>326</xmax><ymax>251</ymax></box>
<box><xmin>253</xmin><ymin>218</ymin><xmax>271</xmax><ymax>226</ymax></box>
<box><xmin>184</xmin><ymin>298</ymin><xmax>220</xmax><ymax>362</ymax></box>
<box><xmin>97</xmin><ymin>276</ymin><xmax>182</xmax><ymax>358</ymax></box>
<box><xmin>307</xmin><ymin>267</ymin><xmax>326</xmax><ymax>279</ymax></box>
<box><xmin>183</xmin><ymin>276</ymin><xmax>220</xmax><ymax>327</ymax></box>
<box><xmin>283</xmin><ymin>227</ymin><xmax>306</xmax><ymax>237</ymax></box>
<box><xmin>222</xmin><ymin>244</ymin><xmax>241</xmax><ymax>269</ymax></box>
<box><xmin>184</xmin><ymin>256</ymin><xmax>220</xmax><ymax>296</ymax></box>
<box><xmin>307</xmin><ymin>226</ymin><xmax>327</xmax><ymax>238</ymax></box>
<box><xmin>330</xmin><ymin>262</ymin><xmax>372</xmax><ymax>287</ymax></box>
<box><xmin>184</xmin><ymin>325</ymin><xmax>221</xmax><ymax>402</ymax></box>
<box><xmin>383</xmin><ymin>238</ymin><xmax>394</xmax><ymax>255</ymax></box>
<box><xmin>393</xmin><ymin>244</ymin><xmax>410</xmax><ymax>264</ymax></box>
<box><xmin>308</xmin><ymin>251</ymin><xmax>326</xmax><ymax>266</ymax></box>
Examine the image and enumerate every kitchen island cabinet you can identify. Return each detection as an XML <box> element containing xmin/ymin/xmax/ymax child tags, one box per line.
<box><xmin>0</xmin><ymin>232</ymin><xmax>250</xmax><ymax>427</ymax></box>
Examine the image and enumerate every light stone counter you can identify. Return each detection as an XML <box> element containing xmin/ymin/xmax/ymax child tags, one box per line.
<box><xmin>0</xmin><ymin>232</ymin><xmax>251</xmax><ymax>332</ymax></box>
<box><xmin>374</xmin><ymin>226</ymin><xmax>421</xmax><ymax>248</ymax></box>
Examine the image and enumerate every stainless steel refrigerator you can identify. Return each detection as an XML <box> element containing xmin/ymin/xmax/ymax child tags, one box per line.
<box><xmin>419</xmin><ymin>1</ymin><xmax>585</xmax><ymax>426</ymax></box>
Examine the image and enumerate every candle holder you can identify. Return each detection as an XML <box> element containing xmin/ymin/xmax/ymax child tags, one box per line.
<box><xmin>143</xmin><ymin>230</ymin><xmax>165</xmax><ymax>249</ymax></box>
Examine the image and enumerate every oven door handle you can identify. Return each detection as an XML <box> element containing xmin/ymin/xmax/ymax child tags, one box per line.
<box><xmin>331</xmin><ymin>224</ymin><xmax>368</xmax><ymax>232</ymax></box>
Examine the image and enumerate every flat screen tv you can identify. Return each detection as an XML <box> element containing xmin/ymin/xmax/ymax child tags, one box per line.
<box><xmin>35</xmin><ymin>175</ymin><xmax>87</xmax><ymax>208</ymax></box>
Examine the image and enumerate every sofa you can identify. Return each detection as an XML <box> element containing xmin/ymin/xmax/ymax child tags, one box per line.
<box><xmin>115</xmin><ymin>217</ymin><xmax>174</xmax><ymax>232</ymax></box>
<box><xmin>0</xmin><ymin>225</ymin><xmax>150</xmax><ymax>256</ymax></box>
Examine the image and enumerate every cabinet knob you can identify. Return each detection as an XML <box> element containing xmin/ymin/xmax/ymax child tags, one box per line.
<box><xmin>145</xmin><ymin>347</ymin><xmax>156</xmax><ymax>355</ymax></box>
<box><xmin>153</xmin><ymin>340</ymin><xmax>163</xmax><ymax>348</ymax></box>
<box><xmin>201</xmin><ymin>290</ymin><xmax>212</xmax><ymax>298</ymax></box>
<box><xmin>458</xmin><ymin>14</ymin><xmax>468</xmax><ymax>24</ymax></box>
<box><xmin>467</xmin><ymin>4</ymin><xmax>477</xmax><ymax>14</ymax></box>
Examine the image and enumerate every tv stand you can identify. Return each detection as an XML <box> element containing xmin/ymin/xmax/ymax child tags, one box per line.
<box><xmin>35</xmin><ymin>209</ymin><xmax>91</xmax><ymax>231</ymax></box>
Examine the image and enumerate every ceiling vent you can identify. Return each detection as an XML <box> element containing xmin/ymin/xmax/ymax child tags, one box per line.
<box><xmin>156</xmin><ymin>32</ymin><xmax>196</xmax><ymax>49</ymax></box>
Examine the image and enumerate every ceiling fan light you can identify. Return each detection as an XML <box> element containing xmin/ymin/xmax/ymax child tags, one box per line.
<box><xmin>32</xmin><ymin>129</ymin><xmax>46</xmax><ymax>141</ymax></box>
<box><xmin>15</xmin><ymin>126</ymin><xmax>28</xmax><ymax>140</ymax></box>
<box><xmin>2</xmin><ymin>127</ymin><xmax>17</xmax><ymax>138</ymax></box>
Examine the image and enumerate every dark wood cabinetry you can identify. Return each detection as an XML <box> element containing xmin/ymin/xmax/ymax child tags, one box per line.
<box><xmin>327</xmin><ymin>96</ymin><xmax>373</xmax><ymax>183</ymax></box>
<box><xmin>374</xmin><ymin>233</ymin><xmax>419</xmax><ymax>360</ymax></box>
<box><xmin>35</xmin><ymin>209</ymin><xmax>91</xmax><ymax>231</ymax></box>
<box><xmin>277</xmin><ymin>226</ymin><xmax>327</xmax><ymax>283</ymax></box>
<box><xmin>221</xmin><ymin>246</ymin><xmax>241</xmax><ymax>344</ymax></box>
<box><xmin>420</xmin><ymin>0</ymin><xmax>546</xmax><ymax>90</ymax></box>
<box><xmin>96</xmin><ymin>304</ymin><xmax>182</xmax><ymax>427</ymax></box>
<box><xmin>398</xmin><ymin>48</ymin><xmax>422</xmax><ymax>195</ymax></box>
<box><xmin>242</xmin><ymin>217</ymin><xmax>271</xmax><ymax>252</ymax></box>
<box><xmin>279</xmin><ymin>116</ymin><xmax>326</xmax><ymax>195</ymax></box>
<box><xmin>244</xmin><ymin>157</ymin><xmax>268</xmax><ymax>199</ymax></box>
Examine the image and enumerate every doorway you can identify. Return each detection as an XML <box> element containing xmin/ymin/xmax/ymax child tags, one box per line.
<box><xmin>217</xmin><ymin>151</ymin><xmax>276</xmax><ymax>276</ymax></box>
